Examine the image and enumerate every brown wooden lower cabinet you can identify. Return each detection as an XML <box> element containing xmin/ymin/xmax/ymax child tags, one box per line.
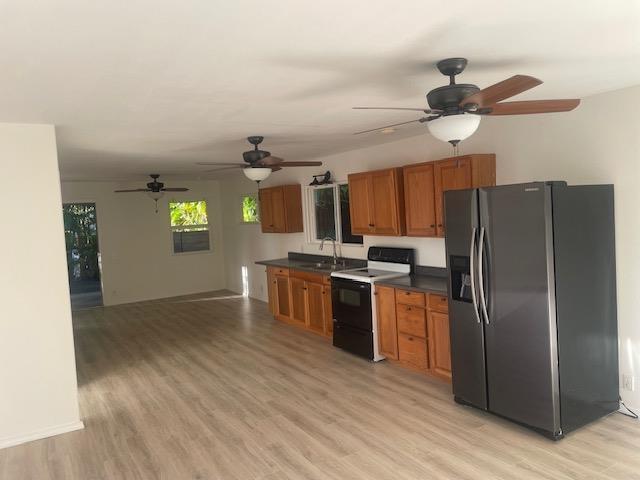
<box><xmin>265</xmin><ymin>267</ymin><xmax>333</xmax><ymax>337</ymax></box>
<box><xmin>289</xmin><ymin>277</ymin><xmax>307</xmax><ymax>325</ymax></box>
<box><xmin>275</xmin><ymin>275</ymin><xmax>291</xmax><ymax>321</ymax></box>
<box><xmin>375</xmin><ymin>286</ymin><xmax>398</xmax><ymax>359</ymax></box>
<box><xmin>428</xmin><ymin>310</ymin><xmax>452</xmax><ymax>380</ymax></box>
<box><xmin>376</xmin><ymin>286</ymin><xmax>452</xmax><ymax>382</ymax></box>
<box><xmin>306</xmin><ymin>281</ymin><xmax>325</xmax><ymax>334</ymax></box>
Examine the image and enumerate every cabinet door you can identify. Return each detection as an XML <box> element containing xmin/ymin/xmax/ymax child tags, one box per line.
<box><xmin>370</xmin><ymin>169</ymin><xmax>399</xmax><ymax>235</ymax></box>
<box><xmin>289</xmin><ymin>277</ymin><xmax>307</xmax><ymax>325</ymax></box>
<box><xmin>428</xmin><ymin>310</ymin><xmax>452</xmax><ymax>380</ymax></box>
<box><xmin>275</xmin><ymin>275</ymin><xmax>291</xmax><ymax>319</ymax></box>
<box><xmin>306</xmin><ymin>281</ymin><xmax>325</xmax><ymax>334</ymax></box>
<box><xmin>375</xmin><ymin>286</ymin><xmax>398</xmax><ymax>360</ymax></box>
<box><xmin>398</xmin><ymin>333</ymin><xmax>428</xmax><ymax>370</ymax></box>
<box><xmin>348</xmin><ymin>173</ymin><xmax>372</xmax><ymax>234</ymax></box>
<box><xmin>266</xmin><ymin>267</ymin><xmax>277</xmax><ymax>315</ymax></box>
<box><xmin>271</xmin><ymin>187</ymin><xmax>286</xmax><ymax>233</ymax></box>
<box><xmin>404</xmin><ymin>163</ymin><xmax>436</xmax><ymax>237</ymax></box>
<box><xmin>259</xmin><ymin>189</ymin><xmax>274</xmax><ymax>233</ymax></box>
<box><xmin>434</xmin><ymin>157</ymin><xmax>472</xmax><ymax>237</ymax></box>
<box><xmin>322</xmin><ymin>284</ymin><xmax>333</xmax><ymax>336</ymax></box>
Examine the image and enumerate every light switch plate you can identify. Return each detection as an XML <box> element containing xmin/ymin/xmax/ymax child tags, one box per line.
<box><xmin>623</xmin><ymin>374</ymin><xmax>635</xmax><ymax>391</ymax></box>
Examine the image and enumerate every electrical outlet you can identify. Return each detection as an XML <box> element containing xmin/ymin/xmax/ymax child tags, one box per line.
<box><xmin>623</xmin><ymin>374</ymin><xmax>635</xmax><ymax>391</ymax></box>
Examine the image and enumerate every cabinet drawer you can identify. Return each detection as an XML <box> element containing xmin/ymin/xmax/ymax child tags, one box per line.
<box><xmin>398</xmin><ymin>333</ymin><xmax>428</xmax><ymax>370</ymax></box>
<box><xmin>291</xmin><ymin>269</ymin><xmax>323</xmax><ymax>283</ymax></box>
<box><xmin>428</xmin><ymin>294</ymin><xmax>448</xmax><ymax>313</ymax></box>
<box><xmin>395</xmin><ymin>289</ymin><xmax>426</xmax><ymax>306</ymax></box>
<box><xmin>396</xmin><ymin>304</ymin><xmax>426</xmax><ymax>338</ymax></box>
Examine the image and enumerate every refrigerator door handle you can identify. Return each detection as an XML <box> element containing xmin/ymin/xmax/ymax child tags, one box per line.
<box><xmin>478</xmin><ymin>227</ymin><xmax>490</xmax><ymax>324</ymax></box>
<box><xmin>469</xmin><ymin>227</ymin><xmax>481</xmax><ymax>324</ymax></box>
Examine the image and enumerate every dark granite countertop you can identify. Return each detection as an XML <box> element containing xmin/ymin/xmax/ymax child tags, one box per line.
<box><xmin>257</xmin><ymin>254</ymin><xmax>448</xmax><ymax>294</ymax></box>
<box><xmin>375</xmin><ymin>265</ymin><xmax>448</xmax><ymax>295</ymax></box>
<box><xmin>256</xmin><ymin>252</ymin><xmax>366</xmax><ymax>275</ymax></box>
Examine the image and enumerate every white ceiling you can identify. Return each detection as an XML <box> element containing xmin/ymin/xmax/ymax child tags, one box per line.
<box><xmin>1</xmin><ymin>0</ymin><xmax>639</xmax><ymax>181</ymax></box>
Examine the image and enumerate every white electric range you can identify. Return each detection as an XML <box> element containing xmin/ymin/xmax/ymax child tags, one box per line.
<box><xmin>330</xmin><ymin>247</ymin><xmax>415</xmax><ymax>361</ymax></box>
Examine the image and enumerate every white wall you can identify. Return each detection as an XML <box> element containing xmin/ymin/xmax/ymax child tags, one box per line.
<box><xmin>221</xmin><ymin>85</ymin><xmax>640</xmax><ymax>409</ymax></box>
<box><xmin>0</xmin><ymin>123</ymin><xmax>82</xmax><ymax>448</ymax></box>
<box><xmin>61</xmin><ymin>180</ymin><xmax>227</xmax><ymax>306</ymax></box>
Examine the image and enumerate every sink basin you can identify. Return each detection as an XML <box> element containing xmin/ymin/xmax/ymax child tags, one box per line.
<box><xmin>298</xmin><ymin>262</ymin><xmax>343</xmax><ymax>271</ymax></box>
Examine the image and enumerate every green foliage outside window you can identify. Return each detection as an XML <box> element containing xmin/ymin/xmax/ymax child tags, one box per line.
<box><xmin>242</xmin><ymin>195</ymin><xmax>259</xmax><ymax>223</ymax></box>
<box><xmin>169</xmin><ymin>200</ymin><xmax>208</xmax><ymax>231</ymax></box>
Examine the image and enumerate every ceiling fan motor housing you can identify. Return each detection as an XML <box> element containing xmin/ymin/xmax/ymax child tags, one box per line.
<box><xmin>146</xmin><ymin>174</ymin><xmax>164</xmax><ymax>192</ymax></box>
<box><xmin>427</xmin><ymin>84</ymin><xmax>480</xmax><ymax>114</ymax></box>
<box><xmin>243</xmin><ymin>149</ymin><xmax>271</xmax><ymax>164</ymax></box>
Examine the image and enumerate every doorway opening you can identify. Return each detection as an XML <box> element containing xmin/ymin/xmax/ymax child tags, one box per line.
<box><xmin>63</xmin><ymin>203</ymin><xmax>103</xmax><ymax>309</ymax></box>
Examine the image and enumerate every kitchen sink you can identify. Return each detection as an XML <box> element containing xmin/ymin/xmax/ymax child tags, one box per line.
<box><xmin>298</xmin><ymin>262</ymin><xmax>345</xmax><ymax>271</ymax></box>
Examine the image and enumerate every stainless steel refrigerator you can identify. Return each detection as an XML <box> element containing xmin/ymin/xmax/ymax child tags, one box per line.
<box><xmin>444</xmin><ymin>181</ymin><xmax>619</xmax><ymax>439</ymax></box>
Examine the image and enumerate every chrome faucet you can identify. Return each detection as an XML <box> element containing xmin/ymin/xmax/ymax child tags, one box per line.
<box><xmin>320</xmin><ymin>237</ymin><xmax>338</xmax><ymax>265</ymax></box>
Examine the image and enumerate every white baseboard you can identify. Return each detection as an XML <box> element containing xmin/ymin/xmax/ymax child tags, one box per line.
<box><xmin>0</xmin><ymin>420</ymin><xmax>84</xmax><ymax>450</ymax></box>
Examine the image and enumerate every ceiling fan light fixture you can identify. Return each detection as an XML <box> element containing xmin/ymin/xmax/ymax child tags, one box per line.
<box><xmin>427</xmin><ymin>113</ymin><xmax>480</xmax><ymax>145</ymax></box>
<box><xmin>146</xmin><ymin>191</ymin><xmax>164</xmax><ymax>201</ymax></box>
<box><xmin>243</xmin><ymin>167</ymin><xmax>271</xmax><ymax>183</ymax></box>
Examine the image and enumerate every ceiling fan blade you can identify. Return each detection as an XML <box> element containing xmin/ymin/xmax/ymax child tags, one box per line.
<box><xmin>353</xmin><ymin>106</ymin><xmax>437</xmax><ymax>113</ymax></box>
<box><xmin>460</xmin><ymin>75</ymin><xmax>543</xmax><ymax>108</ymax></box>
<box><xmin>484</xmin><ymin>99</ymin><xmax>581</xmax><ymax>115</ymax></box>
<box><xmin>196</xmin><ymin>162</ymin><xmax>245</xmax><ymax>166</ymax></box>
<box><xmin>258</xmin><ymin>156</ymin><xmax>284</xmax><ymax>166</ymax></box>
<box><xmin>114</xmin><ymin>189</ymin><xmax>151</xmax><ymax>193</ymax></box>
<box><xmin>353</xmin><ymin>117</ymin><xmax>427</xmax><ymax>135</ymax></box>
<box><xmin>162</xmin><ymin>187</ymin><xmax>190</xmax><ymax>192</ymax></box>
<box><xmin>205</xmin><ymin>165</ymin><xmax>245</xmax><ymax>172</ymax></box>
<box><xmin>277</xmin><ymin>161</ymin><xmax>323</xmax><ymax>167</ymax></box>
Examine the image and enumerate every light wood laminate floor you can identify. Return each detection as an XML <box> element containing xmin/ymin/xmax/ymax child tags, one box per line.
<box><xmin>2</xmin><ymin>291</ymin><xmax>639</xmax><ymax>479</ymax></box>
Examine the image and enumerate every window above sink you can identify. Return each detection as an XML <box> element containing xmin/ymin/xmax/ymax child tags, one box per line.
<box><xmin>304</xmin><ymin>183</ymin><xmax>363</xmax><ymax>247</ymax></box>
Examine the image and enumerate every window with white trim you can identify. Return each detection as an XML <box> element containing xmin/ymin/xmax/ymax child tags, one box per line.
<box><xmin>169</xmin><ymin>200</ymin><xmax>211</xmax><ymax>253</ymax></box>
<box><xmin>305</xmin><ymin>183</ymin><xmax>363</xmax><ymax>245</ymax></box>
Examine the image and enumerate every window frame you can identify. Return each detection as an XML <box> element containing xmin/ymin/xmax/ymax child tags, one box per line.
<box><xmin>239</xmin><ymin>193</ymin><xmax>260</xmax><ymax>224</ymax></box>
<box><xmin>168</xmin><ymin>199</ymin><xmax>213</xmax><ymax>255</ymax></box>
<box><xmin>304</xmin><ymin>182</ymin><xmax>363</xmax><ymax>247</ymax></box>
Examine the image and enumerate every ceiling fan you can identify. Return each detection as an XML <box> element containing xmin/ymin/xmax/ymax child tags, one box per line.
<box><xmin>353</xmin><ymin>58</ymin><xmax>580</xmax><ymax>146</ymax></box>
<box><xmin>197</xmin><ymin>136</ymin><xmax>322</xmax><ymax>183</ymax></box>
<box><xmin>114</xmin><ymin>174</ymin><xmax>189</xmax><ymax>212</ymax></box>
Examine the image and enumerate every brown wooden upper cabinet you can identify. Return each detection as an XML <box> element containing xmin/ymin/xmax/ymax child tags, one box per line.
<box><xmin>348</xmin><ymin>168</ymin><xmax>405</xmax><ymax>236</ymax></box>
<box><xmin>259</xmin><ymin>184</ymin><xmax>303</xmax><ymax>233</ymax></box>
<box><xmin>404</xmin><ymin>154</ymin><xmax>495</xmax><ymax>237</ymax></box>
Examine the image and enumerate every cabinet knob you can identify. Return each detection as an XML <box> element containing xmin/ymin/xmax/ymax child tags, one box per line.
<box><xmin>407</xmin><ymin>307</ymin><xmax>411</xmax><ymax>311</ymax></box>
<box><xmin>437</xmin><ymin>224</ymin><xmax>443</xmax><ymax>227</ymax></box>
<box><xmin>430</xmin><ymin>224</ymin><xmax>435</xmax><ymax>228</ymax></box>
<box><xmin>368</xmin><ymin>223</ymin><xmax>375</xmax><ymax>227</ymax></box>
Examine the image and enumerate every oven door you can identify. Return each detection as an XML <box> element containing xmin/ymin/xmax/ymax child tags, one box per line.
<box><xmin>331</xmin><ymin>277</ymin><xmax>372</xmax><ymax>331</ymax></box>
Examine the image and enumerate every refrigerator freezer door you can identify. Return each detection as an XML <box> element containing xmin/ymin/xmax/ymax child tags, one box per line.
<box><xmin>444</xmin><ymin>189</ymin><xmax>487</xmax><ymax>410</ymax></box>
<box><xmin>479</xmin><ymin>183</ymin><xmax>561</xmax><ymax>435</ymax></box>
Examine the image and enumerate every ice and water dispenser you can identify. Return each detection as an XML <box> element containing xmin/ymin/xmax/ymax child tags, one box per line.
<box><xmin>449</xmin><ymin>255</ymin><xmax>473</xmax><ymax>303</ymax></box>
